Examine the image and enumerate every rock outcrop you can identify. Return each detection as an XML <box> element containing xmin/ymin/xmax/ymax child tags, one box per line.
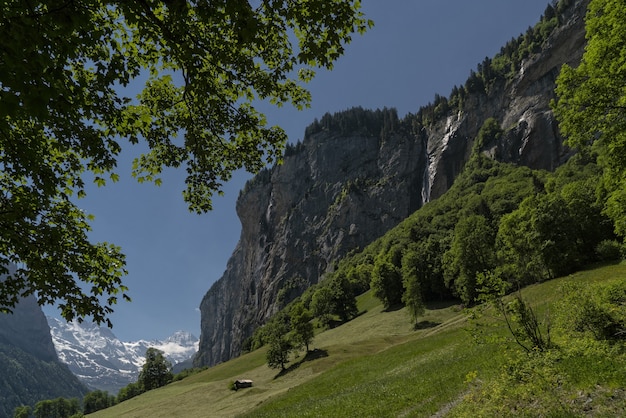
<box><xmin>195</xmin><ymin>0</ymin><xmax>589</xmax><ymax>367</ymax></box>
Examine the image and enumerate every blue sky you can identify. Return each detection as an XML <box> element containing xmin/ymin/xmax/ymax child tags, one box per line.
<box><xmin>45</xmin><ymin>1</ymin><xmax>555</xmax><ymax>342</ymax></box>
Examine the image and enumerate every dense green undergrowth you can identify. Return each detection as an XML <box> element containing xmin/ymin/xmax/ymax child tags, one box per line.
<box><xmin>89</xmin><ymin>263</ymin><xmax>626</xmax><ymax>417</ymax></box>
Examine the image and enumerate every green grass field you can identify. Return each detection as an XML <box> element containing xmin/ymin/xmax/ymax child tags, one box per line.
<box><xmin>89</xmin><ymin>263</ymin><xmax>626</xmax><ymax>417</ymax></box>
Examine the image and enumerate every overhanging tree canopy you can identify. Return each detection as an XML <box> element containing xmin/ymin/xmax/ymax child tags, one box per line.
<box><xmin>0</xmin><ymin>0</ymin><xmax>372</xmax><ymax>325</ymax></box>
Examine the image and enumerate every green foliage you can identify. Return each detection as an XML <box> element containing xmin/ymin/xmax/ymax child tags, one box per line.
<box><xmin>83</xmin><ymin>390</ymin><xmax>116</xmax><ymax>414</ymax></box>
<box><xmin>304</xmin><ymin>107</ymin><xmax>402</xmax><ymax>139</ymax></box>
<box><xmin>0</xmin><ymin>198</ymin><xmax>129</xmax><ymax>327</ymax></box>
<box><xmin>324</xmin><ymin>156</ymin><xmax>545</xmax><ymax>324</ymax></box>
<box><xmin>310</xmin><ymin>274</ymin><xmax>358</xmax><ymax>328</ymax></box>
<box><xmin>265</xmin><ymin>312</ymin><xmax>293</xmax><ymax>371</ymax></box>
<box><xmin>496</xmin><ymin>197</ymin><xmax>548</xmax><ymax>283</ymax></box>
<box><xmin>402</xmin><ymin>232</ymin><xmax>448</xmax><ymax>300</ymax></box>
<box><xmin>557</xmin><ymin>278</ymin><xmax>626</xmax><ymax>342</ymax></box>
<box><xmin>496</xmin><ymin>156</ymin><xmax>615</xmax><ymax>284</ymax></box>
<box><xmin>12</xmin><ymin>405</ymin><xmax>31</xmax><ymax>418</ymax></box>
<box><xmin>116</xmin><ymin>381</ymin><xmax>144</xmax><ymax>404</ymax></box>
<box><xmin>248</xmin><ymin>299</ymin><xmax>315</xmax><ymax>369</ymax></box>
<box><xmin>596</xmin><ymin>240</ymin><xmax>624</xmax><ymax>261</ymax></box>
<box><xmin>329</xmin><ymin>275</ymin><xmax>359</xmax><ymax>322</ymax></box>
<box><xmin>344</xmin><ymin>262</ymin><xmax>374</xmax><ymax>296</ymax></box>
<box><xmin>543</xmin><ymin>193</ymin><xmax>582</xmax><ymax>264</ymax></box>
<box><xmin>310</xmin><ymin>286</ymin><xmax>334</xmax><ymax>328</ymax></box>
<box><xmin>289</xmin><ymin>302</ymin><xmax>314</xmax><ymax>352</ymax></box>
<box><xmin>507</xmin><ymin>295</ymin><xmax>553</xmax><ymax>352</ymax></box>
<box><xmin>138</xmin><ymin>348</ymin><xmax>173</xmax><ymax>391</ymax></box>
<box><xmin>454</xmin><ymin>272</ymin><xmax>626</xmax><ymax>417</ymax></box>
<box><xmin>464</xmin><ymin>69</ymin><xmax>485</xmax><ymax>95</ymax></box>
<box><xmin>553</xmin><ymin>0</ymin><xmax>626</xmax><ymax>237</ymax></box>
<box><xmin>283</xmin><ymin>140</ymin><xmax>306</xmax><ymax>158</ymax></box>
<box><xmin>400</xmin><ymin>248</ymin><xmax>426</xmax><ymax>324</ymax></box>
<box><xmin>526</xmin><ymin>193</ymin><xmax>580</xmax><ymax>277</ymax></box>
<box><xmin>605</xmin><ymin>185</ymin><xmax>626</xmax><ymax>239</ymax></box>
<box><xmin>444</xmin><ymin>214</ymin><xmax>496</xmax><ymax>305</ymax></box>
<box><xmin>371</xmin><ymin>248</ymin><xmax>404</xmax><ymax>310</ymax></box>
<box><xmin>472</xmin><ymin>117</ymin><xmax>502</xmax><ymax>153</ymax></box>
<box><xmin>453</xmin><ymin>351</ymin><xmax>574</xmax><ymax>417</ymax></box>
<box><xmin>458</xmin><ymin>348</ymin><xmax>626</xmax><ymax>416</ymax></box>
<box><xmin>307</xmin><ymin>152</ymin><xmax>614</xmax><ymax>332</ymax></box>
<box><xmin>557</xmin><ymin>169</ymin><xmax>616</xmax><ymax>254</ymax></box>
<box><xmin>0</xmin><ymin>0</ymin><xmax>372</xmax><ymax>326</ymax></box>
<box><xmin>33</xmin><ymin>397</ymin><xmax>81</xmax><ymax>418</ymax></box>
<box><xmin>475</xmin><ymin>271</ymin><xmax>552</xmax><ymax>352</ymax></box>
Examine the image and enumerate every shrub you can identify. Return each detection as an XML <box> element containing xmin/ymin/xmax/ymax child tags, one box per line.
<box><xmin>596</xmin><ymin>240</ymin><xmax>624</xmax><ymax>261</ymax></box>
<box><xmin>475</xmin><ymin>271</ymin><xmax>552</xmax><ymax>352</ymax></box>
<box><xmin>557</xmin><ymin>279</ymin><xmax>626</xmax><ymax>341</ymax></box>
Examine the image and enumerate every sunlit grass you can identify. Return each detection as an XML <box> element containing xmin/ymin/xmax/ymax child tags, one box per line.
<box><xmin>89</xmin><ymin>262</ymin><xmax>626</xmax><ymax>417</ymax></box>
<box><xmin>241</xmin><ymin>328</ymin><xmax>503</xmax><ymax>418</ymax></box>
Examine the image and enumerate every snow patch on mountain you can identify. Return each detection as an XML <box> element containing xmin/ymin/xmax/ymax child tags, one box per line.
<box><xmin>46</xmin><ymin>317</ymin><xmax>198</xmax><ymax>394</ymax></box>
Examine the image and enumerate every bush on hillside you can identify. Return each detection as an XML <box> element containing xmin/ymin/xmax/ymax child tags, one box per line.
<box><xmin>596</xmin><ymin>240</ymin><xmax>624</xmax><ymax>261</ymax></box>
<box><xmin>558</xmin><ymin>279</ymin><xmax>626</xmax><ymax>342</ymax></box>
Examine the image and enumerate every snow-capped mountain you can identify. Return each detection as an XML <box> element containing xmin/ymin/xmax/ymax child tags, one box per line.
<box><xmin>46</xmin><ymin>317</ymin><xmax>198</xmax><ymax>394</ymax></box>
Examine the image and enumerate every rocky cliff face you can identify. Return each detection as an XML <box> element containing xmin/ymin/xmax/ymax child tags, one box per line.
<box><xmin>196</xmin><ymin>112</ymin><xmax>427</xmax><ymax>366</ymax></box>
<box><xmin>195</xmin><ymin>0</ymin><xmax>589</xmax><ymax>368</ymax></box>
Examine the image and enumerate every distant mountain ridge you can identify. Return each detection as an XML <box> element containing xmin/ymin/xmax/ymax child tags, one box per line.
<box><xmin>47</xmin><ymin>317</ymin><xmax>198</xmax><ymax>394</ymax></box>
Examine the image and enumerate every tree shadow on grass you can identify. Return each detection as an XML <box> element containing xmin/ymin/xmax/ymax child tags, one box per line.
<box><xmin>384</xmin><ymin>303</ymin><xmax>405</xmax><ymax>312</ymax></box>
<box><xmin>328</xmin><ymin>310</ymin><xmax>367</xmax><ymax>329</ymax></box>
<box><xmin>274</xmin><ymin>348</ymin><xmax>329</xmax><ymax>379</ymax></box>
<box><xmin>425</xmin><ymin>299</ymin><xmax>461</xmax><ymax>311</ymax></box>
<box><xmin>413</xmin><ymin>320</ymin><xmax>440</xmax><ymax>331</ymax></box>
<box><xmin>327</xmin><ymin>319</ymin><xmax>344</xmax><ymax>329</ymax></box>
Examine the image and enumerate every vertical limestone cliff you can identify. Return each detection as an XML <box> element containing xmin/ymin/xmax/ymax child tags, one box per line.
<box><xmin>195</xmin><ymin>0</ymin><xmax>589</xmax><ymax>367</ymax></box>
<box><xmin>196</xmin><ymin>113</ymin><xmax>428</xmax><ymax>366</ymax></box>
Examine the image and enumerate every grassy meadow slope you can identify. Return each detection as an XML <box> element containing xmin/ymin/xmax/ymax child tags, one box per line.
<box><xmin>90</xmin><ymin>263</ymin><xmax>626</xmax><ymax>417</ymax></box>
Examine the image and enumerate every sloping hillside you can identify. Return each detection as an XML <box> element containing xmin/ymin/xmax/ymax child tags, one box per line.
<box><xmin>89</xmin><ymin>263</ymin><xmax>626</xmax><ymax>417</ymax></box>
